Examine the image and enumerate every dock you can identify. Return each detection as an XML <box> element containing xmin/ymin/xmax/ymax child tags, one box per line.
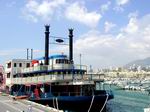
<box><xmin>0</xmin><ymin>93</ymin><xmax>63</xmax><ymax>112</ymax></box>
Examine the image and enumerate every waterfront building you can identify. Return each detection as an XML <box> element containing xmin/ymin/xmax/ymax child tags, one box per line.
<box><xmin>5</xmin><ymin>59</ymin><xmax>31</xmax><ymax>89</ymax></box>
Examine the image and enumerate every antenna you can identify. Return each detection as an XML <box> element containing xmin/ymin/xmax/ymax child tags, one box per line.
<box><xmin>31</xmin><ymin>49</ymin><xmax>33</xmax><ymax>60</ymax></box>
<box><xmin>27</xmin><ymin>48</ymin><xmax>29</xmax><ymax>60</ymax></box>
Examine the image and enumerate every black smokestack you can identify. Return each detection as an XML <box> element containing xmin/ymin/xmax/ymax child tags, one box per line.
<box><xmin>69</xmin><ymin>29</ymin><xmax>73</xmax><ymax>64</ymax></box>
<box><xmin>44</xmin><ymin>25</ymin><xmax>50</xmax><ymax>65</ymax></box>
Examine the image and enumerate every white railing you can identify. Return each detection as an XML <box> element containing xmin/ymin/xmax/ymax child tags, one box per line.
<box><xmin>21</xmin><ymin>64</ymin><xmax>87</xmax><ymax>73</ymax></box>
<box><xmin>21</xmin><ymin>66</ymin><xmax>48</xmax><ymax>73</ymax></box>
<box><xmin>12</xmin><ymin>74</ymin><xmax>104</xmax><ymax>84</ymax></box>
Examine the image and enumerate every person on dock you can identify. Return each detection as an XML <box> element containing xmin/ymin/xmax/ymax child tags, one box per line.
<box><xmin>27</xmin><ymin>104</ymin><xmax>32</xmax><ymax>112</ymax></box>
<box><xmin>12</xmin><ymin>96</ymin><xmax>16</xmax><ymax>103</ymax></box>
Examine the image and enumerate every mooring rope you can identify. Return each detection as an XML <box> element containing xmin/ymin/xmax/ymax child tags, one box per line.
<box><xmin>87</xmin><ymin>95</ymin><xmax>95</xmax><ymax>112</ymax></box>
<box><xmin>15</xmin><ymin>85</ymin><xmax>23</xmax><ymax>96</ymax></box>
<box><xmin>99</xmin><ymin>94</ymin><xmax>109</xmax><ymax>112</ymax></box>
<box><xmin>53</xmin><ymin>97</ymin><xmax>56</xmax><ymax>109</ymax></box>
<box><xmin>56</xmin><ymin>97</ymin><xmax>59</xmax><ymax>110</ymax></box>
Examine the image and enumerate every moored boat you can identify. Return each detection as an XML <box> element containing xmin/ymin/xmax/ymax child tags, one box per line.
<box><xmin>5</xmin><ymin>25</ymin><xmax>114</xmax><ymax>112</ymax></box>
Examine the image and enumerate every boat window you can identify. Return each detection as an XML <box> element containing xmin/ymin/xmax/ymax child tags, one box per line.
<box><xmin>56</xmin><ymin>59</ymin><xmax>63</xmax><ymax>64</ymax></box>
<box><xmin>62</xmin><ymin>59</ymin><xmax>64</xmax><ymax>63</ymax></box>
<box><xmin>65</xmin><ymin>59</ymin><xmax>69</xmax><ymax>64</ymax></box>
<box><xmin>14</xmin><ymin>63</ymin><xmax>17</xmax><ymax>67</ymax></box>
<box><xmin>56</xmin><ymin>59</ymin><xmax>59</xmax><ymax>64</ymax></box>
<box><xmin>68</xmin><ymin>71</ymin><xmax>71</xmax><ymax>74</ymax></box>
<box><xmin>19</xmin><ymin>63</ymin><xmax>22</xmax><ymax>67</ymax></box>
<box><xmin>13</xmin><ymin>75</ymin><xmax>16</xmax><ymax>78</ymax></box>
<box><xmin>56</xmin><ymin>59</ymin><xmax>69</xmax><ymax>64</ymax></box>
<box><xmin>64</xmin><ymin>59</ymin><xmax>67</xmax><ymax>64</ymax></box>
<box><xmin>26</xmin><ymin>63</ymin><xmax>30</xmax><ymax>67</ymax></box>
<box><xmin>64</xmin><ymin>60</ymin><xmax>66</xmax><ymax>64</ymax></box>
<box><xmin>50</xmin><ymin>71</ymin><xmax>54</xmax><ymax>74</ymax></box>
<box><xmin>57</xmin><ymin>71</ymin><xmax>61</xmax><ymax>74</ymax></box>
<box><xmin>7</xmin><ymin>73</ymin><xmax>10</xmax><ymax>78</ymax></box>
<box><xmin>58</xmin><ymin>59</ymin><xmax>61</xmax><ymax>63</ymax></box>
<box><xmin>7</xmin><ymin>62</ymin><xmax>11</xmax><ymax>68</ymax></box>
<box><xmin>56</xmin><ymin>59</ymin><xmax>60</xmax><ymax>64</ymax></box>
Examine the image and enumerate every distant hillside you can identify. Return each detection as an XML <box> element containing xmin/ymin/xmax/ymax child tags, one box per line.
<box><xmin>125</xmin><ymin>57</ymin><xmax>150</xmax><ymax>68</ymax></box>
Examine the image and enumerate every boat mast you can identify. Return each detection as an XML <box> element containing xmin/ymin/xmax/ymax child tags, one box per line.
<box><xmin>31</xmin><ymin>49</ymin><xmax>33</xmax><ymax>60</ymax></box>
<box><xmin>27</xmin><ymin>48</ymin><xmax>29</xmax><ymax>60</ymax></box>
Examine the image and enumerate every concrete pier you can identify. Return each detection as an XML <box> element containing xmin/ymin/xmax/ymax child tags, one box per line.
<box><xmin>0</xmin><ymin>93</ymin><xmax>63</xmax><ymax>112</ymax></box>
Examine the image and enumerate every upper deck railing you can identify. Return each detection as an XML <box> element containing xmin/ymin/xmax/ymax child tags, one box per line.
<box><xmin>21</xmin><ymin>64</ymin><xmax>87</xmax><ymax>73</ymax></box>
<box><xmin>12</xmin><ymin>73</ymin><xmax>104</xmax><ymax>85</ymax></box>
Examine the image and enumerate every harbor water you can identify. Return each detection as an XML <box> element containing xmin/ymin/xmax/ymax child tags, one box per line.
<box><xmin>106</xmin><ymin>85</ymin><xmax>150</xmax><ymax>112</ymax></box>
<box><xmin>35</xmin><ymin>84</ymin><xmax>150</xmax><ymax>112</ymax></box>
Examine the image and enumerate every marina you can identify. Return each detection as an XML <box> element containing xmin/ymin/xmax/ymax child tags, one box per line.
<box><xmin>106</xmin><ymin>85</ymin><xmax>150</xmax><ymax>112</ymax></box>
<box><xmin>104</xmin><ymin>77</ymin><xmax>150</xmax><ymax>94</ymax></box>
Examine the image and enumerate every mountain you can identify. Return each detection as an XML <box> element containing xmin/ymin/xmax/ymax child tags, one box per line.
<box><xmin>124</xmin><ymin>57</ymin><xmax>150</xmax><ymax>68</ymax></box>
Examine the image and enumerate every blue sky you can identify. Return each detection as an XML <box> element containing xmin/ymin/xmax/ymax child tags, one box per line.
<box><xmin>0</xmin><ymin>0</ymin><xmax>150</xmax><ymax>68</ymax></box>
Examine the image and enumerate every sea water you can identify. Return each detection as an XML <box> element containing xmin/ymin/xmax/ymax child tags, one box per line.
<box><xmin>106</xmin><ymin>85</ymin><xmax>150</xmax><ymax>112</ymax></box>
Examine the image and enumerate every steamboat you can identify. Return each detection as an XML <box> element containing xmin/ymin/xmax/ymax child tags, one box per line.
<box><xmin>5</xmin><ymin>25</ymin><xmax>114</xmax><ymax>112</ymax></box>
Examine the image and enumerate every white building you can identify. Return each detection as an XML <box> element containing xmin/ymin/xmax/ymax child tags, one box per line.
<box><xmin>0</xmin><ymin>65</ymin><xmax>4</xmax><ymax>87</ymax></box>
<box><xmin>5</xmin><ymin>59</ymin><xmax>31</xmax><ymax>87</ymax></box>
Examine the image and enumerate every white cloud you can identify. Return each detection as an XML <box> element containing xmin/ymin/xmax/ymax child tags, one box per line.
<box><xmin>74</xmin><ymin>30</ymin><xmax>119</xmax><ymax>68</ymax></box>
<box><xmin>114</xmin><ymin>0</ymin><xmax>130</xmax><ymax>12</ymax></box>
<box><xmin>116</xmin><ymin>0</ymin><xmax>129</xmax><ymax>6</ymax></box>
<box><xmin>73</xmin><ymin>14</ymin><xmax>150</xmax><ymax>68</ymax></box>
<box><xmin>23</xmin><ymin>14</ymin><xmax>38</xmax><ymax>23</ymax></box>
<box><xmin>121</xmin><ymin>12</ymin><xmax>139</xmax><ymax>34</ymax></box>
<box><xmin>22</xmin><ymin>0</ymin><xmax>66</xmax><ymax>22</ymax></box>
<box><xmin>23</xmin><ymin>0</ymin><xmax>101</xmax><ymax>27</ymax></box>
<box><xmin>124</xmin><ymin>17</ymin><xmax>138</xmax><ymax>34</ymax></box>
<box><xmin>65</xmin><ymin>2</ymin><xmax>102</xmax><ymax>28</ymax></box>
<box><xmin>104</xmin><ymin>21</ymin><xmax>116</xmax><ymax>33</ymax></box>
<box><xmin>128</xmin><ymin>11</ymin><xmax>138</xmax><ymax>18</ymax></box>
<box><xmin>100</xmin><ymin>1</ymin><xmax>111</xmax><ymax>14</ymax></box>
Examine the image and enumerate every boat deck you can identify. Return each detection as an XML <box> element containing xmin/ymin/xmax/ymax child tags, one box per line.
<box><xmin>0</xmin><ymin>93</ymin><xmax>63</xmax><ymax>112</ymax></box>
